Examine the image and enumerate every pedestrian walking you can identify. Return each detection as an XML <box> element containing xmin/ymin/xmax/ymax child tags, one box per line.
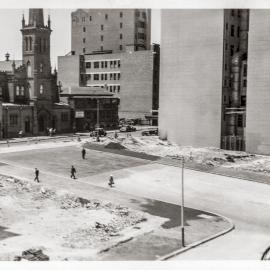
<box><xmin>70</xmin><ymin>165</ymin><xmax>77</xmax><ymax>179</ymax></box>
<box><xmin>82</xmin><ymin>148</ymin><xmax>86</xmax><ymax>159</ymax></box>
<box><xmin>34</xmin><ymin>168</ymin><xmax>40</xmax><ymax>183</ymax></box>
<box><xmin>108</xmin><ymin>175</ymin><xmax>114</xmax><ymax>187</ymax></box>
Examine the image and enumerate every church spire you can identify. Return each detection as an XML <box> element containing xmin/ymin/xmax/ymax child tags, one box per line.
<box><xmin>22</xmin><ymin>13</ymin><xmax>25</xmax><ymax>28</ymax></box>
<box><xmin>28</xmin><ymin>9</ymin><xmax>44</xmax><ymax>27</ymax></box>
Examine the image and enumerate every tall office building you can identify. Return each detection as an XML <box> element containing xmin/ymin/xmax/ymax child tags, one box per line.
<box><xmin>159</xmin><ymin>9</ymin><xmax>270</xmax><ymax>153</ymax></box>
<box><xmin>71</xmin><ymin>9</ymin><xmax>151</xmax><ymax>55</ymax></box>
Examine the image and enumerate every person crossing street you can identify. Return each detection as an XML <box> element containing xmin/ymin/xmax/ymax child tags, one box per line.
<box><xmin>34</xmin><ymin>168</ymin><xmax>40</xmax><ymax>183</ymax></box>
<box><xmin>70</xmin><ymin>165</ymin><xmax>77</xmax><ymax>179</ymax></box>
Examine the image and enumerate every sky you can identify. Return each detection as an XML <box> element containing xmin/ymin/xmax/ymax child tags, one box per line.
<box><xmin>0</xmin><ymin>9</ymin><xmax>161</xmax><ymax>68</ymax></box>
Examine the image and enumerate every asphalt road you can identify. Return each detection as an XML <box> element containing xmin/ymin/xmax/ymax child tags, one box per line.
<box><xmin>98</xmin><ymin>162</ymin><xmax>270</xmax><ymax>260</ymax></box>
<box><xmin>0</xmin><ymin>141</ymin><xmax>269</xmax><ymax>259</ymax></box>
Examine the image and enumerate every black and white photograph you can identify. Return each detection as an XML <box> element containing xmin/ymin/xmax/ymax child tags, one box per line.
<box><xmin>0</xmin><ymin>0</ymin><xmax>269</xmax><ymax>268</ymax></box>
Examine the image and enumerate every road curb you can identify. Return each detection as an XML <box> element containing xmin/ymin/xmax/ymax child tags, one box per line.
<box><xmin>157</xmin><ymin>214</ymin><xmax>235</xmax><ymax>261</ymax></box>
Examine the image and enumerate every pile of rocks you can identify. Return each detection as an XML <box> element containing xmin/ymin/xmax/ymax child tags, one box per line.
<box><xmin>14</xmin><ymin>249</ymin><xmax>49</xmax><ymax>261</ymax></box>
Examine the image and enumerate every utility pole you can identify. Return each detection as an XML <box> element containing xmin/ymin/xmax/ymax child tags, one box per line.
<box><xmin>96</xmin><ymin>99</ymin><xmax>100</xmax><ymax>142</ymax></box>
<box><xmin>181</xmin><ymin>156</ymin><xmax>185</xmax><ymax>247</ymax></box>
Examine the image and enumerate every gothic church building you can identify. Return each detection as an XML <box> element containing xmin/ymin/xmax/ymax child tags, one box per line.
<box><xmin>0</xmin><ymin>9</ymin><xmax>71</xmax><ymax>138</ymax></box>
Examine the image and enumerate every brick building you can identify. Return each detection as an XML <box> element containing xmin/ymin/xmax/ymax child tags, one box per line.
<box><xmin>0</xmin><ymin>9</ymin><xmax>71</xmax><ymax>138</ymax></box>
<box><xmin>71</xmin><ymin>9</ymin><xmax>151</xmax><ymax>54</ymax></box>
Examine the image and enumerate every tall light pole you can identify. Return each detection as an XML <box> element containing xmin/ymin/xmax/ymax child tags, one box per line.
<box><xmin>181</xmin><ymin>156</ymin><xmax>185</xmax><ymax>247</ymax></box>
<box><xmin>96</xmin><ymin>99</ymin><xmax>100</xmax><ymax>142</ymax></box>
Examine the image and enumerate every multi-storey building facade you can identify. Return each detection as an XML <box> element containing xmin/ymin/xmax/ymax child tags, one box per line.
<box><xmin>71</xmin><ymin>9</ymin><xmax>151</xmax><ymax>55</ymax></box>
<box><xmin>58</xmin><ymin>43</ymin><xmax>159</xmax><ymax>121</ymax></box>
<box><xmin>159</xmin><ymin>9</ymin><xmax>253</xmax><ymax>152</ymax></box>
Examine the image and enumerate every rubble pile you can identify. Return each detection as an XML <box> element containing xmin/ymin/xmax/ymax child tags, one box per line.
<box><xmin>14</xmin><ymin>249</ymin><xmax>49</xmax><ymax>261</ymax></box>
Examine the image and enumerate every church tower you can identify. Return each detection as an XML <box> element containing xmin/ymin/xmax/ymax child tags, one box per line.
<box><xmin>21</xmin><ymin>9</ymin><xmax>52</xmax><ymax>103</ymax></box>
<box><xmin>21</xmin><ymin>9</ymin><xmax>53</xmax><ymax>133</ymax></box>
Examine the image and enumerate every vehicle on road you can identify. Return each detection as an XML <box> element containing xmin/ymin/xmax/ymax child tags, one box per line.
<box><xmin>120</xmin><ymin>125</ymin><xmax>137</xmax><ymax>132</ymax></box>
<box><xmin>141</xmin><ymin>129</ymin><xmax>158</xmax><ymax>136</ymax></box>
<box><xmin>90</xmin><ymin>128</ymin><xmax>107</xmax><ymax>137</ymax></box>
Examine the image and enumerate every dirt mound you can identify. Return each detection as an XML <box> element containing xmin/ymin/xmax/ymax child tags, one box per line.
<box><xmin>105</xmin><ymin>142</ymin><xmax>126</xmax><ymax>150</ymax></box>
<box><xmin>14</xmin><ymin>249</ymin><xmax>49</xmax><ymax>261</ymax></box>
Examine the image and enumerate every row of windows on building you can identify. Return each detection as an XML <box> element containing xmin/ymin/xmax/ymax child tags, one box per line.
<box><xmin>225</xmin><ymin>23</ymin><xmax>241</xmax><ymax>38</ymax></box>
<box><xmin>85</xmin><ymin>72</ymin><xmax>121</xmax><ymax>81</ymax></box>
<box><xmin>230</xmin><ymin>9</ymin><xmax>241</xmax><ymax>18</ymax></box>
<box><xmin>82</xmin><ymin>33</ymin><xmax>125</xmax><ymax>43</ymax></box>
<box><xmin>15</xmin><ymin>86</ymin><xmax>25</xmax><ymax>96</ymax></box>
<box><xmin>83</xmin><ymin>45</ymin><xmax>123</xmax><ymax>53</ymax></box>
<box><xmin>223</xmin><ymin>78</ymin><xmax>247</xmax><ymax>88</ymax></box>
<box><xmin>85</xmin><ymin>60</ymin><xmax>120</xmax><ymax>69</ymax></box>
<box><xmin>9</xmin><ymin>112</ymin><xmax>69</xmax><ymax>126</ymax></box>
<box><xmin>105</xmin><ymin>84</ymin><xmax>120</xmax><ymax>93</ymax></box>
<box><xmin>74</xmin><ymin>11</ymin><xmax>146</xmax><ymax>23</ymax></box>
<box><xmin>25</xmin><ymin>37</ymin><xmax>48</xmax><ymax>53</ymax></box>
<box><xmin>73</xmin><ymin>11</ymin><xmax>124</xmax><ymax>23</ymax></box>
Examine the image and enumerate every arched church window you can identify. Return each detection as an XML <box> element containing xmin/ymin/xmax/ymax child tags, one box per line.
<box><xmin>29</xmin><ymin>37</ymin><xmax>32</xmax><ymax>51</ymax></box>
<box><xmin>27</xmin><ymin>61</ymin><xmax>31</xmax><ymax>78</ymax></box>
<box><xmin>40</xmin><ymin>84</ymin><xmax>44</xmax><ymax>94</ymax></box>
<box><xmin>16</xmin><ymin>86</ymin><xmax>20</xmax><ymax>96</ymax></box>
<box><xmin>43</xmin><ymin>38</ymin><xmax>46</xmax><ymax>52</ymax></box>
<box><xmin>21</xmin><ymin>86</ymin><xmax>25</xmax><ymax>95</ymax></box>
<box><xmin>25</xmin><ymin>37</ymin><xmax>28</xmax><ymax>51</ymax></box>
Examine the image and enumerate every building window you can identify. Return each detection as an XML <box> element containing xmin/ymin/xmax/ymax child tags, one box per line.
<box><xmin>238</xmin><ymin>10</ymin><xmax>241</xmax><ymax>17</ymax></box>
<box><xmin>86</xmin><ymin>62</ymin><xmax>91</xmax><ymax>68</ymax></box>
<box><xmin>231</xmin><ymin>10</ymin><xmax>235</xmax><ymax>16</ymax></box>
<box><xmin>21</xmin><ymin>86</ymin><xmax>25</xmax><ymax>95</ymax></box>
<box><xmin>83</xmin><ymin>48</ymin><xmax>86</xmax><ymax>53</ymax></box>
<box><xmin>100</xmin><ymin>46</ymin><xmax>103</xmax><ymax>51</ymax></box>
<box><xmin>114</xmin><ymin>73</ymin><xmax>116</xmax><ymax>80</ymax></box>
<box><xmin>241</xmin><ymin>96</ymin><xmax>246</xmax><ymax>106</ymax></box>
<box><xmin>243</xmin><ymin>79</ymin><xmax>247</xmax><ymax>87</ymax></box>
<box><xmin>120</xmin><ymin>12</ymin><xmax>123</xmax><ymax>18</ymax></box>
<box><xmin>101</xmin><ymin>62</ymin><xmax>104</xmax><ymax>68</ymax></box>
<box><xmin>101</xmin><ymin>74</ymin><xmax>104</xmax><ymax>80</ymax></box>
<box><xmin>138</xmin><ymin>21</ymin><xmax>145</xmax><ymax>28</ymax></box>
<box><xmin>117</xmin><ymin>85</ymin><xmax>120</xmax><ymax>93</ymax></box>
<box><xmin>225</xmin><ymin>63</ymin><xmax>227</xmax><ymax>71</ymax></box>
<box><xmin>136</xmin><ymin>10</ymin><xmax>140</xmax><ymax>17</ymax></box>
<box><xmin>89</xmin><ymin>16</ymin><xmax>92</xmax><ymax>21</ymax></box>
<box><xmin>142</xmin><ymin>12</ymin><xmax>146</xmax><ymax>19</ymax></box>
<box><xmin>237</xmin><ymin>26</ymin><xmax>240</xmax><ymax>38</ymax></box>
<box><xmin>243</xmin><ymin>64</ymin><xmax>247</xmax><ymax>76</ymax></box>
<box><xmin>40</xmin><ymin>84</ymin><xmax>44</xmax><ymax>94</ymax></box>
<box><xmin>83</xmin><ymin>38</ymin><xmax>86</xmax><ymax>43</ymax></box>
<box><xmin>223</xmin><ymin>95</ymin><xmax>226</xmax><ymax>103</ymax></box>
<box><xmin>40</xmin><ymin>63</ymin><xmax>43</xmax><ymax>72</ymax></box>
<box><xmin>105</xmin><ymin>14</ymin><xmax>108</xmax><ymax>20</ymax></box>
<box><xmin>105</xmin><ymin>61</ymin><xmax>107</xmax><ymax>68</ymax></box>
<box><xmin>83</xmin><ymin>26</ymin><xmax>86</xmax><ymax>32</ymax></box>
<box><xmin>230</xmin><ymin>45</ymin><xmax>234</xmax><ymax>56</ymax></box>
<box><xmin>226</xmin><ymin>23</ymin><xmax>228</xmax><ymax>30</ymax></box>
<box><xmin>231</xmin><ymin>25</ymin><xmax>235</xmax><ymax>37</ymax></box>
<box><xmin>61</xmin><ymin>112</ymin><xmax>69</xmax><ymax>122</ymax></box>
<box><xmin>94</xmin><ymin>74</ymin><xmax>99</xmax><ymax>80</ymax></box>
<box><xmin>237</xmin><ymin>115</ymin><xmax>243</xmax><ymax>127</ymax></box>
<box><xmin>104</xmin><ymin>74</ymin><xmax>107</xmax><ymax>80</ymax></box>
<box><xmin>138</xmin><ymin>33</ymin><xmax>145</xmax><ymax>40</ymax></box>
<box><xmin>110</xmin><ymin>73</ymin><xmax>113</xmax><ymax>80</ymax></box>
<box><xmin>101</xmin><ymin>25</ymin><xmax>104</xmax><ymax>31</ymax></box>
<box><xmin>118</xmin><ymin>73</ymin><xmax>121</xmax><ymax>80</ymax></box>
<box><xmin>120</xmin><ymin>22</ymin><xmax>123</xmax><ymax>28</ymax></box>
<box><xmin>16</xmin><ymin>86</ymin><xmax>20</xmax><ymax>95</ymax></box>
<box><xmin>118</xmin><ymin>60</ymin><xmax>121</xmax><ymax>67</ymax></box>
<box><xmin>225</xmin><ymin>43</ymin><xmax>228</xmax><ymax>50</ymax></box>
<box><xmin>94</xmin><ymin>62</ymin><xmax>99</xmax><ymax>68</ymax></box>
<box><xmin>82</xmin><ymin>17</ymin><xmax>85</xmax><ymax>22</ymax></box>
<box><xmin>120</xmin><ymin>33</ymin><xmax>123</xmax><ymax>39</ymax></box>
<box><xmin>101</xmin><ymin>35</ymin><xmax>103</xmax><ymax>41</ymax></box>
<box><xmin>10</xmin><ymin>114</ymin><xmax>18</xmax><ymax>125</ymax></box>
<box><xmin>119</xmin><ymin>45</ymin><xmax>122</xmax><ymax>50</ymax></box>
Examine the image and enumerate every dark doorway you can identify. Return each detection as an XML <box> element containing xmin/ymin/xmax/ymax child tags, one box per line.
<box><xmin>38</xmin><ymin>116</ymin><xmax>45</xmax><ymax>132</ymax></box>
<box><xmin>25</xmin><ymin>117</ymin><xmax>30</xmax><ymax>133</ymax></box>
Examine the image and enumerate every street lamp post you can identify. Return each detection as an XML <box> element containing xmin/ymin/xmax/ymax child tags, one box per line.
<box><xmin>181</xmin><ymin>156</ymin><xmax>185</xmax><ymax>247</ymax></box>
<box><xmin>96</xmin><ymin>99</ymin><xmax>100</xmax><ymax>142</ymax></box>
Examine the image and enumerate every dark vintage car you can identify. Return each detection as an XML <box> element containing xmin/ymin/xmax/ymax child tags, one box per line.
<box><xmin>141</xmin><ymin>129</ymin><xmax>158</xmax><ymax>136</ymax></box>
<box><xmin>120</xmin><ymin>125</ymin><xmax>136</xmax><ymax>132</ymax></box>
<box><xmin>90</xmin><ymin>128</ymin><xmax>107</xmax><ymax>137</ymax></box>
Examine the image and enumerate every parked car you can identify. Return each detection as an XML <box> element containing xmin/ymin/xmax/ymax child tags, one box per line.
<box><xmin>141</xmin><ymin>129</ymin><xmax>158</xmax><ymax>136</ymax></box>
<box><xmin>90</xmin><ymin>128</ymin><xmax>107</xmax><ymax>137</ymax></box>
<box><xmin>120</xmin><ymin>125</ymin><xmax>136</xmax><ymax>132</ymax></box>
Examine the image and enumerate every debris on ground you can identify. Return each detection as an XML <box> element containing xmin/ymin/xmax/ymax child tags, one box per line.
<box><xmin>14</xmin><ymin>249</ymin><xmax>49</xmax><ymax>261</ymax></box>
